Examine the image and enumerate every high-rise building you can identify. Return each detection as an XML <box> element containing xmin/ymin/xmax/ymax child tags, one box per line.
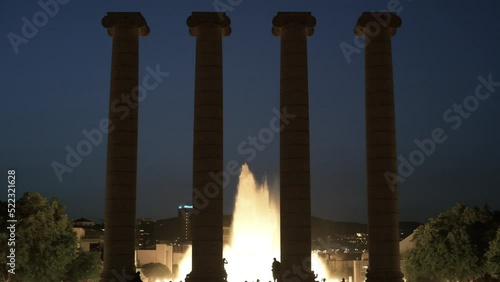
<box><xmin>136</xmin><ymin>218</ymin><xmax>156</xmax><ymax>249</ymax></box>
<box><xmin>178</xmin><ymin>205</ymin><xmax>193</xmax><ymax>242</ymax></box>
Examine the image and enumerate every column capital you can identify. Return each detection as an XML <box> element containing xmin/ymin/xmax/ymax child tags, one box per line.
<box><xmin>102</xmin><ymin>12</ymin><xmax>150</xmax><ymax>37</ymax></box>
<box><xmin>272</xmin><ymin>12</ymin><xmax>316</xmax><ymax>37</ymax></box>
<box><xmin>187</xmin><ymin>12</ymin><xmax>231</xmax><ymax>37</ymax></box>
<box><xmin>354</xmin><ymin>12</ymin><xmax>401</xmax><ymax>37</ymax></box>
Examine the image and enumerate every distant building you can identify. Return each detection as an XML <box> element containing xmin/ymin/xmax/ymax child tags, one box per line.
<box><xmin>135</xmin><ymin>243</ymin><xmax>191</xmax><ymax>279</ymax></box>
<box><xmin>136</xmin><ymin>244</ymin><xmax>174</xmax><ymax>273</ymax></box>
<box><xmin>136</xmin><ymin>218</ymin><xmax>156</xmax><ymax>249</ymax></box>
<box><xmin>72</xmin><ymin>218</ymin><xmax>103</xmax><ymax>253</ymax></box>
<box><xmin>73</xmin><ymin>217</ymin><xmax>96</xmax><ymax>227</ymax></box>
<box><xmin>399</xmin><ymin>231</ymin><xmax>416</xmax><ymax>254</ymax></box>
<box><xmin>178</xmin><ymin>205</ymin><xmax>193</xmax><ymax>242</ymax></box>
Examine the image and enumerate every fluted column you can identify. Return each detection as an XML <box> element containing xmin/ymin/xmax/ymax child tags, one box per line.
<box><xmin>354</xmin><ymin>12</ymin><xmax>403</xmax><ymax>282</ymax></box>
<box><xmin>187</xmin><ymin>12</ymin><xmax>231</xmax><ymax>282</ymax></box>
<box><xmin>101</xmin><ymin>12</ymin><xmax>149</xmax><ymax>281</ymax></box>
<box><xmin>272</xmin><ymin>12</ymin><xmax>316</xmax><ymax>282</ymax></box>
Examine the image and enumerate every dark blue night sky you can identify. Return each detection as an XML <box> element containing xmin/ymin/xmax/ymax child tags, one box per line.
<box><xmin>1</xmin><ymin>1</ymin><xmax>499</xmax><ymax>223</ymax></box>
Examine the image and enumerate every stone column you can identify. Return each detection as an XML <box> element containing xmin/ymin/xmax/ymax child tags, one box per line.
<box><xmin>272</xmin><ymin>12</ymin><xmax>316</xmax><ymax>282</ymax></box>
<box><xmin>187</xmin><ymin>12</ymin><xmax>230</xmax><ymax>282</ymax></box>
<box><xmin>101</xmin><ymin>12</ymin><xmax>149</xmax><ymax>281</ymax></box>
<box><xmin>354</xmin><ymin>12</ymin><xmax>403</xmax><ymax>282</ymax></box>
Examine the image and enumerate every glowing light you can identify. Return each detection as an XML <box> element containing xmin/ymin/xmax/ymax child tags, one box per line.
<box><xmin>174</xmin><ymin>164</ymin><xmax>332</xmax><ymax>281</ymax></box>
<box><xmin>175</xmin><ymin>245</ymin><xmax>192</xmax><ymax>281</ymax></box>
<box><xmin>312</xmin><ymin>251</ymin><xmax>330</xmax><ymax>281</ymax></box>
<box><xmin>223</xmin><ymin>164</ymin><xmax>280</xmax><ymax>281</ymax></box>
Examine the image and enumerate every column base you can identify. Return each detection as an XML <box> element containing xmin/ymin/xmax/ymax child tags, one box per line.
<box><xmin>365</xmin><ymin>269</ymin><xmax>404</xmax><ymax>282</ymax></box>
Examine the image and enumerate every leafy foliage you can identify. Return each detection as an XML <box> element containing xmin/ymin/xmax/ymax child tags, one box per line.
<box><xmin>0</xmin><ymin>193</ymin><xmax>77</xmax><ymax>282</ymax></box>
<box><xmin>486</xmin><ymin>229</ymin><xmax>500</xmax><ymax>278</ymax></box>
<box><xmin>64</xmin><ymin>251</ymin><xmax>102</xmax><ymax>282</ymax></box>
<box><xmin>403</xmin><ymin>203</ymin><xmax>499</xmax><ymax>282</ymax></box>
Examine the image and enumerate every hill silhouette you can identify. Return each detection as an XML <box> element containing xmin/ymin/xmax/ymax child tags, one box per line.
<box><xmin>153</xmin><ymin>215</ymin><xmax>421</xmax><ymax>242</ymax></box>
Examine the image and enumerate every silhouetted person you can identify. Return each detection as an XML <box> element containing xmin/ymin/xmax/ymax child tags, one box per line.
<box><xmin>271</xmin><ymin>258</ymin><xmax>281</xmax><ymax>282</ymax></box>
<box><xmin>222</xmin><ymin>258</ymin><xmax>228</xmax><ymax>281</ymax></box>
<box><xmin>341</xmin><ymin>278</ymin><xmax>346</xmax><ymax>282</ymax></box>
<box><xmin>132</xmin><ymin>271</ymin><xmax>143</xmax><ymax>282</ymax></box>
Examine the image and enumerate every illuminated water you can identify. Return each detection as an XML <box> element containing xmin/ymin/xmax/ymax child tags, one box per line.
<box><xmin>175</xmin><ymin>164</ymin><xmax>332</xmax><ymax>281</ymax></box>
<box><xmin>223</xmin><ymin>164</ymin><xmax>280</xmax><ymax>281</ymax></box>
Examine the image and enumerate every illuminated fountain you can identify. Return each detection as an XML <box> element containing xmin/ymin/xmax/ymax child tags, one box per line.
<box><xmin>175</xmin><ymin>164</ymin><xmax>332</xmax><ymax>281</ymax></box>
<box><xmin>223</xmin><ymin>164</ymin><xmax>280</xmax><ymax>281</ymax></box>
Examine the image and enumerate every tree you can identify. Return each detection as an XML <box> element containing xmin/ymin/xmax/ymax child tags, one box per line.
<box><xmin>64</xmin><ymin>251</ymin><xmax>102</xmax><ymax>282</ymax></box>
<box><xmin>0</xmin><ymin>193</ymin><xmax>77</xmax><ymax>282</ymax></box>
<box><xmin>0</xmin><ymin>232</ymin><xmax>14</xmax><ymax>282</ymax></box>
<box><xmin>486</xmin><ymin>228</ymin><xmax>500</xmax><ymax>278</ymax></box>
<box><xmin>403</xmin><ymin>203</ymin><xmax>499</xmax><ymax>282</ymax></box>
<box><xmin>141</xmin><ymin>262</ymin><xmax>171</xmax><ymax>281</ymax></box>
